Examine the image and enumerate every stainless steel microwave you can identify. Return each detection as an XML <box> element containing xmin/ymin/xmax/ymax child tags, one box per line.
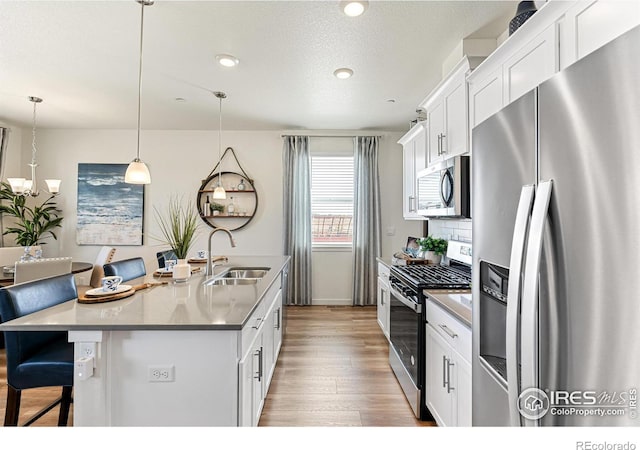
<box><xmin>416</xmin><ymin>155</ymin><xmax>470</xmax><ymax>218</ymax></box>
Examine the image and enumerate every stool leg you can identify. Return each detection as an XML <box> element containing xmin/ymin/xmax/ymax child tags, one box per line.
<box><xmin>4</xmin><ymin>385</ymin><xmax>21</xmax><ymax>426</ymax></box>
<box><xmin>58</xmin><ymin>386</ymin><xmax>73</xmax><ymax>426</ymax></box>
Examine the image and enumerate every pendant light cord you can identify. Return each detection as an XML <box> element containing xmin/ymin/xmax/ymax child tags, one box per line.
<box><xmin>31</xmin><ymin>100</ymin><xmax>37</xmax><ymax>166</ymax></box>
<box><xmin>136</xmin><ymin>0</ymin><xmax>146</xmax><ymax>162</ymax></box>
<box><xmin>218</xmin><ymin>95</ymin><xmax>222</xmax><ymax>185</ymax></box>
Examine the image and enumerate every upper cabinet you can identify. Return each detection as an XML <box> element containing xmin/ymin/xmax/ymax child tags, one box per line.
<box><xmin>560</xmin><ymin>0</ymin><xmax>640</xmax><ymax>69</ymax></box>
<box><xmin>398</xmin><ymin>122</ymin><xmax>427</xmax><ymax>220</ymax></box>
<box><xmin>420</xmin><ymin>58</ymin><xmax>471</xmax><ymax>167</ymax></box>
<box><xmin>469</xmin><ymin>0</ymin><xmax>640</xmax><ymax>129</ymax></box>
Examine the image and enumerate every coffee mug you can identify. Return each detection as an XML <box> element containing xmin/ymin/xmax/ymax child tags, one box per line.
<box><xmin>102</xmin><ymin>275</ymin><xmax>123</xmax><ymax>292</ymax></box>
<box><xmin>197</xmin><ymin>250</ymin><xmax>207</xmax><ymax>260</ymax></box>
<box><xmin>165</xmin><ymin>259</ymin><xmax>177</xmax><ymax>271</ymax></box>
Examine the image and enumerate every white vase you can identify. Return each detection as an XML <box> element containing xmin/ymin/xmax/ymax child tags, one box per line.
<box><xmin>172</xmin><ymin>260</ymin><xmax>191</xmax><ymax>282</ymax></box>
<box><xmin>423</xmin><ymin>251</ymin><xmax>442</xmax><ymax>265</ymax></box>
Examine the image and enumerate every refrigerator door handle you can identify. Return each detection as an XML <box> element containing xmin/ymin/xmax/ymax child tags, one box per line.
<box><xmin>520</xmin><ymin>180</ymin><xmax>553</xmax><ymax>427</ymax></box>
<box><xmin>506</xmin><ymin>184</ymin><xmax>535</xmax><ymax>427</ymax></box>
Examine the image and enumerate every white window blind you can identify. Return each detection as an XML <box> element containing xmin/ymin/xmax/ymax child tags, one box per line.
<box><xmin>311</xmin><ymin>156</ymin><xmax>354</xmax><ymax>245</ymax></box>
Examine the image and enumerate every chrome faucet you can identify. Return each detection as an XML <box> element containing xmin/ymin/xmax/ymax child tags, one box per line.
<box><xmin>206</xmin><ymin>228</ymin><xmax>236</xmax><ymax>276</ymax></box>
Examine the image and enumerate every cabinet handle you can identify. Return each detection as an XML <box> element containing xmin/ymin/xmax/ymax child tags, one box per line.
<box><xmin>275</xmin><ymin>308</ymin><xmax>281</xmax><ymax>330</ymax></box>
<box><xmin>438</xmin><ymin>324</ymin><xmax>458</xmax><ymax>339</ymax></box>
<box><xmin>442</xmin><ymin>355</ymin><xmax>447</xmax><ymax>388</ymax></box>
<box><xmin>408</xmin><ymin>196</ymin><xmax>416</xmax><ymax>212</ymax></box>
<box><xmin>440</xmin><ymin>133</ymin><xmax>447</xmax><ymax>154</ymax></box>
<box><xmin>446</xmin><ymin>359</ymin><xmax>455</xmax><ymax>394</ymax></box>
<box><xmin>252</xmin><ymin>317</ymin><xmax>262</xmax><ymax>330</ymax></box>
<box><xmin>437</xmin><ymin>134</ymin><xmax>442</xmax><ymax>155</ymax></box>
<box><xmin>254</xmin><ymin>347</ymin><xmax>263</xmax><ymax>382</ymax></box>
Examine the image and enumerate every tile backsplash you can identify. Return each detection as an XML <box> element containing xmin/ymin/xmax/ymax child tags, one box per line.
<box><xmin>427</xmin><ymin>218</ymin><xmax>472</xmax><ymax>243</ymax></box>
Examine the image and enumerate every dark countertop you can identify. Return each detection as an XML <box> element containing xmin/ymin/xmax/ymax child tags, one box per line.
<box><xmin>0</xmin><ymin>255</ymin><xmax>290</xmax><ymax>332</ymax></box>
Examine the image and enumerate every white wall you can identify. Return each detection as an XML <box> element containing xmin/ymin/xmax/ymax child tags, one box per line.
<box><xmin>15</xmin><ymin>128</ymin><xmax>419</xmax><ymax>298</ymax></box>
<box><xmin>0</xmin><ymin>122</ymin><xmax>25</xmax><ymax>247</ymax></box>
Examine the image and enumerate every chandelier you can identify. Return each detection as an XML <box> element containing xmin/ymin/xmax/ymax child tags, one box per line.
<box><xmin>7</xmin><ymin>96</ymin><xmax>61</xmax><ymax>197</ymax></box>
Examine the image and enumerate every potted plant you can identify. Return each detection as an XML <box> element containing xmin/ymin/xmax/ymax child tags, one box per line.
<box><xmin>210</xmin><ymin>202</ymin><xmax>224</xmax><ymax>216</ymax></box>
<box><xmin>416</xmin><ymin>236</ymin><xmax>448</xmax><ymax>265</ymax></box>
<box><xmin>153</xmin><ymin>196</ymin><xmax>200</xmax><ymax>261</ymax></box>
<box><xmin>0</xmin><ymin>181</ymin><xmax>63</xmax><ymax>247</ymax></box>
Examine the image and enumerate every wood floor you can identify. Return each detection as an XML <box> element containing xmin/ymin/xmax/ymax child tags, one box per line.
<box><xmin>0</xmin><ymin>305</ymin><xmax>433</xmax><ymax>427</ymax></box>
<box><xmin>259</xmin><ymin>305</ymin><xmax>433</xmax><ymax>427</ymax></box>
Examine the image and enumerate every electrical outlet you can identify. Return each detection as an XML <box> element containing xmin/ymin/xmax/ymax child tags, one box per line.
<box><xmin>148</xmin><ymin>365</ymin><xmax>175</xmax><ymax>382</ymax></box>
<box><xmin>79</xmin><ymin>342</ymin><xmax>96</xmax><ymax>365</ymax></box>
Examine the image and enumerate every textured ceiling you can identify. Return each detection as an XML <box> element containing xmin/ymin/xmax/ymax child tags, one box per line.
<box><xmin>0</xmin><ymin>1</ymin><xmax>516</xmax><ymax>131</ymax></box>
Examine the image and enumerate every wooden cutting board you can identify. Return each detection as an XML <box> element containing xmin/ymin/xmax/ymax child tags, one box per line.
<box><xmin>153</xmin><ymin>267</ymin><xmax>202</xmax><ymax>277</ymax></box>
<box><xmin>77</xmin><ymin>282</ymin><xmax>167</xmax><ymax>304</ymax></box>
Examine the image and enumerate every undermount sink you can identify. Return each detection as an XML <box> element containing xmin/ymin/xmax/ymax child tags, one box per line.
<box><xmin>209</xmin><ymin>278</ymin><xmax>259</xmax><ymax>286</ymax></box>
<box><xmin>205</xmin><ymin>267</ymin><xmax>271</xmax><ymax>286</ymax></box>
<box><xmin>223</xmin><ymin>268</ymin><xmax>270</xmax><ymax>279</ymax></box>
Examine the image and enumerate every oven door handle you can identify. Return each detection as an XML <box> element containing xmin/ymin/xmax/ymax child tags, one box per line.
<box><xmin>390</xmin><ymin>288</ymin><xmax>422</xmax><ymax>313</ymax></box>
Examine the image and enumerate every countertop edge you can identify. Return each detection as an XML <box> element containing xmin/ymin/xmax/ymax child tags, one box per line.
<box><xmin>423</xmin><ymin>289</ymin><xmax>472</xmax><ymax>328</ymax></box>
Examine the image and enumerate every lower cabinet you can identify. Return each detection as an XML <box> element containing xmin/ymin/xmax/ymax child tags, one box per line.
<box><xmin>425</xmin><ymin>300</ymin><xmax>472</xmax><ymax>426</ymax></box>
<box><xmin>238</xmin><ymin>288</ymin><xmax>283</xmax><ymax>426</ymax></box>
<box><xmin>377</xmin><ymin>262</ymin><xmax>391</xmax><ymax>340</ymax></box>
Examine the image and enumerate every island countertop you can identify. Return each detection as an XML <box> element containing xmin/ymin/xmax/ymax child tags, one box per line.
<box><xmin>0</xmin><ymin>255</ymin><xmax>290</xmax><ymax>332</ymax></box>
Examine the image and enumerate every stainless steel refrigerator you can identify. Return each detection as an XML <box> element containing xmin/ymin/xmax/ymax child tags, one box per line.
<box><xmin>472</xmin><ymin>25</ymin><xmax>640</xmax><ymax>426</ymax></box>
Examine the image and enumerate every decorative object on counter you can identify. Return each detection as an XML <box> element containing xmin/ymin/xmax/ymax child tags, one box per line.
<box><xmin>124</xmin><ymin>0</ymin><xmax>153</xmax><ymax>185</ymax></box>
<box><xmin>212</xmin><ymin>91</ymin><xmax>227</xmax><ymax>200</ymax></box>
<box><xmin>0</xmin><ymin>181</ymin><xmax>63</xmax><ymax>246</ymax></box>
<box><xmin>153</xmin><ymin>196</ymin><xmax>200</xmax><ymax>260</ymax></box>
<box><xmin>172</xmin><ymin>261</ymin><xmax>191</xmax><ymax>282</ymax></box>
<box><xmin>7</xmin><ymin>97</ymin><xmax>61</xmax><ymax>197</ymax></box>
<box><xmin>77</xmin><ymin>163</ymin><xmax>143</xmax><ymax>245</ymax></box>
<box><xmin>417</xmin><ymin>236</ymin><xmax>448</xmax><ymax>265</ymax></box>
<box><xmin>78</xmin><ymin>281</ymin><xmax>168</xmax><ymax>304</ymax></box>
<box><xmin>509</xmin><ymin>1</ymin><xmax>537</xmax><ymax>35</ymax></box>
<box><xmin>197</xmin><ymin>146</ymin><xmax>258</xmax><ymax>231</ymax></box>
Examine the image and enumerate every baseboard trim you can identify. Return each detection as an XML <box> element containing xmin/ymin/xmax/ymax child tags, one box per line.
<box><xmin>312</xmin><ymin>298</ymin><xmax>352</xmax><ymax>306</ymax></box>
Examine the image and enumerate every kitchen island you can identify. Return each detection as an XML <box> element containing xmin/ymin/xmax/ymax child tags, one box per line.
<box><xmin>0</xmin><ymin>255</ymin><xmax>290</xmax><ymax>426</ymax></box>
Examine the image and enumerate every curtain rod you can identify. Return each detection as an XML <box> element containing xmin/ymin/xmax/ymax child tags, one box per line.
<box><xmin>281</xmin><ymin>134</ymin><xmax>384</xmax><ymax>138</ymax></box>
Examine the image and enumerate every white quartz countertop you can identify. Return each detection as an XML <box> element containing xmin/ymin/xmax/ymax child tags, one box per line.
<box><xmin>0</xmin><ymin>255</ymin><xmax>290</xmax><ymax>332</ymax></box>
<box><xmin>423</xmin><ymin>289</ymin><xmax>472</xmax><ymax>327</ymax></box>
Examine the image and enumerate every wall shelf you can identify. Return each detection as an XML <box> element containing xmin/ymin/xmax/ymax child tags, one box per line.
<box><xmin>197</xmin><ymin>170</ymin><xmax>258</xmax><ymax>231</ymax></box>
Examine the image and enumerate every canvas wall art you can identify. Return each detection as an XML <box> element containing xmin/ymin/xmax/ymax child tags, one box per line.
<box><xmin>77</xmin><ymin>163</ymin><xmax>144</xmax><ymax>245</ymax></box>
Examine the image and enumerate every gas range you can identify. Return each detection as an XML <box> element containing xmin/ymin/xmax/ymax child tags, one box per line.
<box><xmin>391</xmin><ymin>263</ymin><xmax>472</xmax><ymax>290</ymax></box>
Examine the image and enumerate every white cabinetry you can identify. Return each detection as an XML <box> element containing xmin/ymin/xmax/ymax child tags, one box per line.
<box><xmin>377</xmin><ymin>262</ymin><xmax>390</xmax><ymax>340</ymax></box>
<box><xmin>238</xmin><ymin>286</ymin><xmax>283</xmax><ymax>427</ymax></box>
<box><xmin>398</xmin><ymin>123</ymin><xmax>427</xmax><ymax>220</ymax></box>
<box><xmin>425</xmin><ymin>299</ymin><xmax>472</xmax><ymax>427</ymax></box>
<box><xmin>468</xmin><ymin>66</ymin><xmax>503</xmax><ymax>128</ymax></box>
<box><xmin>560</xmin><ymin>0</ymin><xmax>640</xmax><ymax>69</ymax></box>
<box><xmin>421</xmin><ymin>58</ymin><xmax>470</xmax><ymax>166</ymax></box>
<box><xmin>503</xmin><ymin>23</ymin><xmax>558</xmax><ymax>105</ymax></box>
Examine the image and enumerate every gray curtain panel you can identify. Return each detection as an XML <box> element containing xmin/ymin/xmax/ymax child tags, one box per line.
<box><xmin>282</xmin><ymin>136</ymin><xmax>313</xmax><ymax>305</ymax></box>
<box><xmin>352</xmin><ymin>136</ymin><xmax>381</xmax><ymax>306</ymax></box>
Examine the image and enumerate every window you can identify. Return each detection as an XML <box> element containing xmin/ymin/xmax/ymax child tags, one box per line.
<box><xmin>311</xmin><ymin>155</ymin><xmax>354</xmax><ymax>246</ymax></box>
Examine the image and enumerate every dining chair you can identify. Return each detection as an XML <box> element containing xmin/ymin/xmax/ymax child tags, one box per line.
<box><xmin>103</xmin><ymin>257</ymin><xmax>147</xmax><ymax>283</ymax></box>
<box><xmin>0</xmin><ymin>247</ymin><xmax>28</xmax><ymax>268</ymax></box>
<box><xmin>13</xmin><ymin>257</ymin><xmax>73</xmax><ymax>284</ymax></box>
<box><xmin>0</xmin><ymin>273</ymin><xmax>77</xmax><ymax>426</ymax></box>
<box><xmin>89</xmin><ymin>246</ymin><xmax>116</xmax><ymax>288</ymax></box>
<box><xmin>156</xmin><ymin>250</ymin><xmax>177</xmax><ymax>269</ymax></box>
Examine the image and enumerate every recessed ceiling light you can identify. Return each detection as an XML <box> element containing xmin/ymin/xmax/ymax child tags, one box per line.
<box><xmin>340</xmin><ymin>1</ymin><xmax>368</xmax><ymax>17</ymax></box>
<box><xmin>387</xmin><ymin>99</ymin><xmax>396</xmax><ymax>103</ymax></box>
<box><xmin>216</xmin><ymin>54</ymin><xmax>239</xmax><ymax>68</ymax></box>
<box><xmin>175</xmin><ymin>97</ymin><xmax>186</xmax><ymax>102</ymax></box>
<box><xmin>334</xmin><ymin>68</ymin><xmax>354</xmax><ymax>79</ymax></box>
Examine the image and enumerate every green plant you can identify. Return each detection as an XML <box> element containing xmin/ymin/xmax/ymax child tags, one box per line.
<box><xmin>210</xmin><ymin>202</ymin><xmax>225</xmax><ymax>213</ymax></box>
<box><xmin>417</xmin><ymin>236</ymin><xmax>448</xmax><ymax>255</ymax></box>
<box><xmin>0</xmin><ymin>181</ymin><xmax>63</xmax><ymax>246</ymax></box>
<box><xmin>153</xmin><ymin>196</ymin><xmax>200</xmax><ymax>260</ymax></box>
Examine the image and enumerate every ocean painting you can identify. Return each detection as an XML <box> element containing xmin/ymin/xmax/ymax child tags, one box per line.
<box><xmin>77</xmin><ymin>163</ymin><xmax>144</xmax><ymax>245</ymax></box>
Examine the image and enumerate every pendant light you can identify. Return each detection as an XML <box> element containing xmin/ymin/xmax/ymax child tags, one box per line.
<box><xmin>7</xmin><ymin>96</ymin><xmax>61</xmax><ymax>197</ymax></box>
<box><xmin>125</xmin><ymin>0</ymin><xmax>153</xmax><ymax>185</ymax></box>
<box><xmin>212</xmin><ymin>91</ymin><xmax>227</xmax><ymax>200</ymax></box>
